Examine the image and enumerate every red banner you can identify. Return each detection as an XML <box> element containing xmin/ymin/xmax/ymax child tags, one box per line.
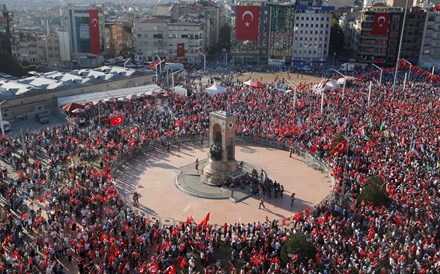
<box><xmin>372</xmin><ymin>13</ymin><xmax>390</xmax><ymax>35</ymax></box>
<box><xmin>236</xmin><ymin>6</ymin><xmax>260</xmax><ymax>41</ymax></box>
<box><xmin>177</xmin><ymin>43</ymin><xmax>185</xmax><ymax>58</ymax></box>
<box><xmin>89</xmin><ymin>9</ymin><xmax>100</xmax><ymax>54</ymax></box>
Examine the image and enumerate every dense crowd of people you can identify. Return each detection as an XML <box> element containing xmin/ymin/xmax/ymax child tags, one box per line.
<box><xmin>0</xmin><ymin>65</ymin><xmax>438</xmax><ymax>273</ymax></box>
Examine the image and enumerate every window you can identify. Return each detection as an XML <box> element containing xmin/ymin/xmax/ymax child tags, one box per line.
<box><xmin>153</xmin><ymin>34</ymin><xmax>163</xmax><ymax>39</ymax></box>
<box><xmin>182</xmin><ymin>34</ymin><xmax>188</xmax><ymax>38</ymax></box>
<box><xmin>143</xmin><ymin>34</ymin><xmax>148</xmax><ymax>38</ymax></box>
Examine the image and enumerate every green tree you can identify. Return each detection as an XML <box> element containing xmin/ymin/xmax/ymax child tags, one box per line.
<box><xmin>280</xmin><ymin>233</ymin><xmax>317</xmax><ymax>265</ymax></box>
<box><xmin>329</xmin><ymin>17</ymin><xmax>344</xmax><ymax>57</ymax></box>
<box><xmin>218</xmin><ymin>23</ymin><xmax>231</xmax><ymax>49</ymax></box>
<box><xmin>330</xmin><ymin>132</ymin><xmax>345</xmax><ymax>151</ymax></box>
<box><xmin>0</xmin><ymin>50</ymin><xmax>34</xmax><ymax>76</ymax></box>
<box><xmin>357</xmin><ymin>175</ymin><xmax>390</xmax><ymax>207</ymax></box>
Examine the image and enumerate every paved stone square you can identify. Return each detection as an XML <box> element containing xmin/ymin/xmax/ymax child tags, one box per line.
<box><xmin>114</xmin><ymin>140</ymin><xmax>332</xmax><ymax>225</ymax></box>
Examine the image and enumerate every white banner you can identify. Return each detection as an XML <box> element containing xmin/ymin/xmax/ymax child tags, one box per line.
<box><xmin>79</xmin><ymin>24</ymin><xmax>90</xmax><ymax>39</ymax></box>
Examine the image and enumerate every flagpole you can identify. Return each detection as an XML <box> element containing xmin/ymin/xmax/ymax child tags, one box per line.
<box><xmin>371</xmin><ymin>63</ymin><xmax>382</xmax><ymax>86</ymax></box>
<box><xmin>286</xmin><ymin>79</ymin><xmax>297</xmax><ymax>109</ymax></box>
<box><xmin>392</xmin><ymin>0</ymin><xmax>408</xmax><ymax>92</ymax></box>
<box><xmin>403</xmin><ymin>72</ymin><xmax>407</xmax><ymax>93</ymax></box>
<box><xmin>368</xmin><ymin>81</ymin><xmax>372</xmax><ymax>107</ymax></box>
<box><xmin>320</xmin><ymin>88</ymin><xmax>324</xmax><ymax>114</ymax></box>
<box><xmin>333</xmin><ymin>68</ymin><xmax>347</xmax><ymax>98</ymax></box>
<box><xmin>401</xmin><ymin>58</ymin><xmax>412</xmax><ymax>81</ymax></box>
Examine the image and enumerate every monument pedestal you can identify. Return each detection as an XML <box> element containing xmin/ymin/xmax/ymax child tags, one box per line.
<box><xmin>200</xmin><ymin>111</ymin><xmax>242</xmax><ymax>186</ymax></box>
<box><xmin>202</xmin><ymin>159</ymin><xmax>239</xmax><ymax>186</ymax></box>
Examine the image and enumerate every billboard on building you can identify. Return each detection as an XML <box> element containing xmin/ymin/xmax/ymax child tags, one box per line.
<box><xmin>79</xmin><ymin>24</ymin><xmax>90</xmax><ymax>39</ymax></box>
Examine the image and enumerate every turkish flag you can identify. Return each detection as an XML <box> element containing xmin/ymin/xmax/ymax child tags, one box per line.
<box><xmin>109</xmin><ymin>115</ymin><xmax>124</xmax><ymax>126</ymax></box>
<box><xmin>372</xmin><ymin>13</ymin><xmax>390</xmax><ymax>35</ymax></box>
<box><xmin>198</xmin><ymin>212</ymin><xmax>210</xmax><ymax>227</ymax></box>
<box><xmin>236</xmin><ymin>6</ymin><xmax>260</xmax><ymax>41</ymax></box>
<box><xmin>148</xmin><ymin>61</ymin><xmax>158</xmax><ymax>69</ymax></box>
<box><xmin>164</xmin><ymin>265</ymin><xmax>176</xmax><ymax>274</ymax></box>
<box><xmin>89</xmin><ymin>9</ymin><xmax>101</xmax><ymax>54</ymax></box>
<box><xmin>330</xmin><ymin>139</ymin><xmax>348</xmax><ymax>154</ymax></box>
<box><xmin>177</xmin><ymin>43</ymin><xmax>185</xmax><ymax>58</ymax></box>
<box><xmin>434</xmin><ymin>4</ymin><xmax>440</xmax><ymax>11</ymax></box>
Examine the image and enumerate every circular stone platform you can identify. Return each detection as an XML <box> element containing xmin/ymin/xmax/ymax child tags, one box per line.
<box><xmin>175</xmin><ymin>160</ymin><xmax>262</xmax><ymax>202</ymax></box>
<box><xmin>113</xmin><ymin>140</ymin><xmax>332</xmax><ymax>225</ymax></box>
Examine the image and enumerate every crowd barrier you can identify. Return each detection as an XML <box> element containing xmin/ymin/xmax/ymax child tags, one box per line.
<box><xmin>103</xmin><ymin>131</ymin><xmax>346</xmax><ymax>226</ymax></box>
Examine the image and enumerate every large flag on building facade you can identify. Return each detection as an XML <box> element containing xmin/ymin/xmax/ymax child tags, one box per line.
<box><xmin>177</xmin><ymin>43</ymin><xmax>185</xmax><ymax>58</ymax></box>
<box><xmin>89</xmin><ymin>9</ymin><xmax>100</xmax><ymax>54</ymax></box>
<box><xmin>236</xmin><ymin>6</ymin><xmax>260</xmax><ymax>41</ymax></box>
<box><xmin>372</xmin><ymin>13</ymin><xmax>390</xmax><ymax>35</ymax></box>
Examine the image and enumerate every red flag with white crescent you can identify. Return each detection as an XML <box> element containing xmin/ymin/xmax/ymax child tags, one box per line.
<box><xmin>89</xmin><ymin>9</ymin><xmax>101</xmax><ymax>54</ymax></box>
<box><xmin>236</xmin><ymin>6</ymin><xmax>260</xmax><ymax>41</ymax></box>
<box><xmin>372</xmin><ymin>13</ymin><xmax>390</xmax><ymax>35</ymax></box>
<box><xmin>330</xmin><ymin>139</ymin><xmax>348</xmax><ymax>154</ymax></box>
<box><xmin>110</xmin><ymin>115</ymin><xmax>124</xmax><ymax>126</ymax></box>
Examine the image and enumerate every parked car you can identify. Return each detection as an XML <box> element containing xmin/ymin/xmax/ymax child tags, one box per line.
<box><xmin>37</xmin><ymin>114</ymin><xmax>49</xmax><ymax>124</ymax></box>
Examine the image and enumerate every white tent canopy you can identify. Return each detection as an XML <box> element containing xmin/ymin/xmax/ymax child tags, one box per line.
<box><xmin>206</xmin><ymin>82</ymin><xmax>227</xmax><ymax>95</ymax></box>
<box><xmin>173</xmin><ymin>86</ymin><xmax>188</xmax><ymax>96</ymax></box>
<box><xmin>243</xmin><ymin>79</ymin><xmax>254</xmax><ymax>86</ymax></box>
<box><xmin>57</xmin><ymin>84</ymin><xmax>164</xmax><ymax>106</ymax></box>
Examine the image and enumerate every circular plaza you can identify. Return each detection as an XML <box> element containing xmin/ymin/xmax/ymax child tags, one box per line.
<box><xmin>113</xmin><ymin>139</ymin><xmax>332</xmax><ymax>225</ymax></box>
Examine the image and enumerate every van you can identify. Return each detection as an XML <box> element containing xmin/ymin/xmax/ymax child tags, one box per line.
<box><xmin>164</xmin><ymin>63</ymin><xmax>184</xmax><ymax>72</ymax></box>
<box><xmin>0</xmin><ymin>120</ymin><xmax>11</xmax><ymax>131</ymax></box>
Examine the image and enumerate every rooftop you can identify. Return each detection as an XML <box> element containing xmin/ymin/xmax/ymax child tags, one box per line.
<box><xmin>0</xmin><ymin>66</ymin><xmax>142</xmax><ymax>99</ymax></box>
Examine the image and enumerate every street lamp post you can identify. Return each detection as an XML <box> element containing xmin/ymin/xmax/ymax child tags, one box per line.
<box><xmin>223</xmin><ymin>48</ymin><xmax>228</xmax><ymax>66</ymax></box>
<box><xmin>286</xmin><ymin>79</ymin><xmax>297</xmax><ymax>109</ymax></box>
<box><xmin>400</xmin><ymin>58</ymin><xmax>412</xmax><ymax>81</ymax></box>
<box><xmin>0</xmin><ymin>100</ymin><xmax>6</xmax><ymax>137</ymax></box>
<box><xmin>198</xmin><ymin>51</ymin><xmax>206</xmax><ymax>71</ymax></box>
<box><xmin>371</xmin><ymin>63</ymin><xmax>383</xmax><ymax>86</ymax></box>
<box><xmin>403</xmin><ymin>72</ymin><xmax>407</xmax><ymax>93</ymax></box>
<box><xmin>368</xmin><ymin>81</ymin><xmax>372</xmax><ymax>107</ymax></box>
<box><xmin>170</xmin><ymin>69</ymin><xmax>184</xmax><ymax>89</ymax></box>
<box><xmin>154</xmin><ymin>58</ymin><xmax>166</xmax><ymax>84</ymax></box>
<box><xmin>156</xmin><ymin>54</ymin><xmax>163</xmax><ymax>74</ymax></box>
<box><xmin>392</xmin><ymin>0</ymin><xmax>409</xmax><ymax>92</ymax></box>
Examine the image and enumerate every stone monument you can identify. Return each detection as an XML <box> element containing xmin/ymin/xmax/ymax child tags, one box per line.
<box><xmin>202</xmin><ymin>111</ymin><xmax>242</xmax><ymax>185</ymax></box>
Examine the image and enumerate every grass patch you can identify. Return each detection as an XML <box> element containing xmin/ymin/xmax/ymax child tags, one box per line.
<box><xmin>72</xmin><ymin>154</ymin><xmax>102</xmax><ymax>170</ymax></box>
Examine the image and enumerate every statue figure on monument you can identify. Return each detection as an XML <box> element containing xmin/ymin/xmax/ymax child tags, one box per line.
<box><xmin>210</xmin><ymin>131</ymin><xmax>223</xmax><ymax>161</ymax></box>
<box><xmin>202</xmin><ymin>111</ymin><xmax>242</xmax><ymax>185</ymax></box>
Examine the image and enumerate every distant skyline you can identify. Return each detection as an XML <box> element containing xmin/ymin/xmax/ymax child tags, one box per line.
<box><xmin>1</xmin><ymin>0</ymin><xmax>165</xmax><ymax>10</ymax></box>
<box><xmin>2</xmin><ymin>0</ymin><xmax>439</xmax><ymax>12</ymax></box>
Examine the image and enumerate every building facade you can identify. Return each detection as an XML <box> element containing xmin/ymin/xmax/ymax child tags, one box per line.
<box><xmin>0</xmin><ymin>5</ymin><xmax>14</xmax><ymax>54</ymax></box>
<box><xmin>168</xmin><ymin>22</ymin><xmax>204</xmax><ymax>64</ymax></box>
<box><xmin>419</xmin><ymin>9</ymin><xmax>440</xmax><ymax>69</ymax></box>
<box><xmin>134</xmin><ymin>18</ymin><xmax>169</xmax><ymax>59</ymax></box>
<box><xmin>292</xmin><ymin>5</ymin><xmax>333</xmax><ymax>63</ymax></box>
<box><xmin>66</xmin><ymin>5</ymin><xmax>105</xmax><ymax>64</ymax></box>
<box><xmin>400</xmin><ymin>7</ymin><xmax>426</xmax><ymax>65</ymax></box>
<box><xmin>357</xmin><ymin>5</ymin><xmax>404</xmax><ymax>66</ymax></box>
<box><xmin>133</xmin><ymin>18</ymin><xmax>203</xmax><ymax>64</ymax></box>
<box><xmin>231</xmin><ymin>2</ymin><xmax>333</xmax><ymax>65</ymax></box>
<box><xmin>105</xmin><ymin>23</ymin><xmax>123</xmax><ymax>57</ymax></box>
